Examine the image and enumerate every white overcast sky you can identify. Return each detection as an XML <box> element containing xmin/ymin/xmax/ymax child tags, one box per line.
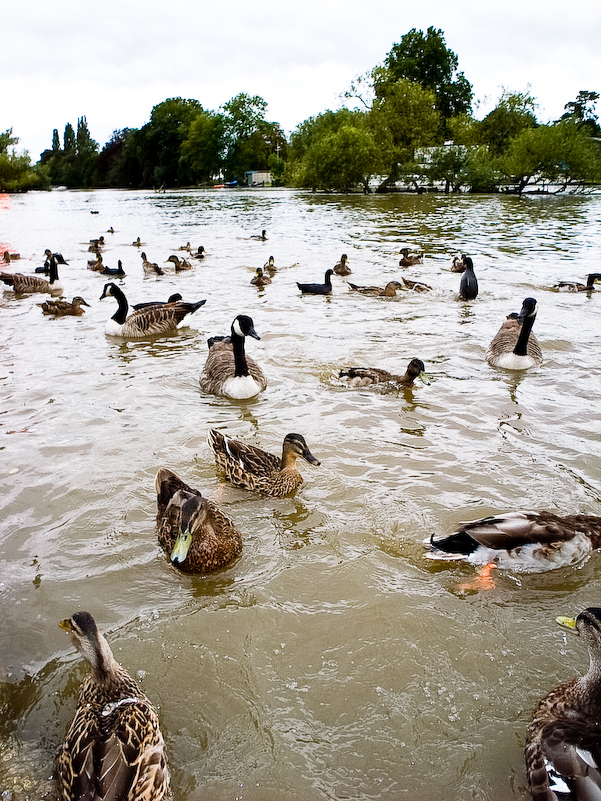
<box><xmin>3</xmin><ymin>0</ymin><xmax>600</xmax><ymax>160</ymax></box>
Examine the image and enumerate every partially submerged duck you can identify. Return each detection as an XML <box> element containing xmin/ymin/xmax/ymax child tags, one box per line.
<box><xmin>155</xmin><ymin>467</ymin><xmax>242</xmax><ymax>573</ymax></box>
<box><xmin>458</xmin><ymin>256</ymin><xmax>478</xmax><ymax>300</ymax></box>
<box><xmin>100</xmin><ymin>282</ymin><xmax>205</xmax><ymax>337</ymax></box>
<box><xmin>553</xmin><ymin>273</ymin><xmax>601</xmax><ymax>292</ymax></box>
<box><xmin>399</xmin><ymin>248</ymin><xmax>424</xmax><ymax>267</ymax></box>
<box><xmin>166</xmin><ymin>254</ymin><xmax>192</xmax><ymax>271</ymax></box>
<box><xmin>486</xmin><ymin>297</ymin><xmax>542</xmax><ymax>369</ymax></box>
<box><xmin>348</xmin><ymin>281</ymin><xmax>405</xmax><ymax>297</ymax></box>
<box><xmin>297</xmin><ymin>269</ymin><xmax>334</xmax><ymax>295</ymax></box>
<box><xmin>339</xmin><ymin>357</ymin><xmax>429</xmax><ymax>388</ymax></box>
<box><xmin>199</xmin><ymin>314</ymin><xmax>267</xmax><ymax>399</ymax></box>
<box><xmin>427</xmin><ymin>511</ymin><xmax>601</xmax><ymax>572</ymax></box>
<box><xmin>333</xmin><ymin>254</ymin><xmax>351</xmax><ymax>276</ymax></box>
<box><xmin>208</xmin><ymin>429</ymin><xmax>320</xmax><ymax>497</ymax></box>
<box><xmin>132</xmin><ymin>293</ymin><xmax>183</xmax><ymax>311</ymax></box>
<box><xmin>38</xmin><ymin>296</ymin><xmax>90</xmax><ymax>316</ymax></box>
<box><xmin>1</xmin><ymin>254</ymin><xmax>62</xmax><ymax>294</ymax></box>
<box><xmin>525</xmin><ymin>607</ymin><xmax>601</xmax><ymax>801</ymax></box>
<box><xmin>141</xmin><ymin>252</ymin><xmax>165</xmax><ymax>276</ymax></box>
<box><xmin>251</xmin><ymin>267</ymin><xmax>271</xmax><ymax>286</ymax></box>
<box><xmin>56</xmin><ymin>611</ymin><xmax>170</xmax><ymax>801</ymax></box>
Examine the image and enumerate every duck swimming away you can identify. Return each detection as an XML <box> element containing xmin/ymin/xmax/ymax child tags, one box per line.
<box><xmin>297</xmin><ymin>269</ymin><xmax>334</xmax><ymax>295</ymax></box>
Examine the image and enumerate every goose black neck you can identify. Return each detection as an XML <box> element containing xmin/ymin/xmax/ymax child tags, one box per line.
<box><xmin>514</xmin><ymin>312</ymin><xmax>536</xmax><ymax>356</ymax></box>
<box><xmin>48</xmin><ymin>257</ymin><xmax>59</xmax><ymax>283</ymax></box>
<box><xmin>231</xmin><ymin>329</ymin><xmax>249</xmax><ymax>376</ymax></box>
<box><xmin>110</xmin><ymin>284</ymin><xmax>129</xmax><ymax>324</ymax></box>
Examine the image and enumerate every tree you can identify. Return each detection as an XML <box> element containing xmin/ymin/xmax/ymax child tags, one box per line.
<box><xmin>63</xmin><ymin>123</ymin><xmax>76</xmax><ymax>152</ymax></box>
<box><xmin>559</xmin><ymin>90</ymin><xmax>600</xmax><ymax>137</ymax></box>
<box><xmin>138</xmin><ymin>97</ymin><xmax>204</xmax><ymax>186</ymax></box>
<box><xmin>51</xmin><ymin>129</ymin><xmax>60</xmax><ymax>151</ymax></box>
<box><xmin>180</xmin><ymin>111</ymin><xmax>226</xmax><ymax>184</ymax></box>
<box><xmin>379</xmin><ymin>27</ymin><xmax>473</xmax><ymax>122</ymax></box>
<box><xmin>221</xmin><ymin>93</ymin><xmax>270</xmax><ymax>181</ymax></box>
<box><xmin>479</xmin><ymin>90</ymin><xmax>538</xmax><ymax>156</ymax></box>
<box><xmin>0</xmin><ymin>129</ymin><xmax>47</xmax><ymax>192</ymax></box>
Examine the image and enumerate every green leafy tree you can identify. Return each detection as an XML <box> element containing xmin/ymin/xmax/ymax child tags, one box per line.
<box><xmin>180</xmin><ymin>111</ymin><xmax>226</xmax><ymax>184</ymax></box>
<box><xmin>221</xmin><ymin>93</ymin><xmax>276</xmax><ymax>181</ymax></box>
<box><xmin>138</xmin><ymin>97</ymin><xmax>204</xmax><ymax>186</ymax></box>
<box><xmin>94</xmin><ymin>128</ymin><xmax>142</xmax><ymax>187</ymax></box>
<box><xmin>0</xmin><ymin>129</ymin><xmax>47</xmax><ymax>192</ymax></box>
<box><xmin>559</xmin><ymin>90</ymin><xmax>600</xmax><ymax>136</ymax></box>
<box><xmin>51</xmin><ymin>129</ymin><xmax>60</xmax><ymax>151</ymax></box>
<box><xmin>479</xmin><ymin>90</ymin><xmax>538</xmax><ymax>156</ymax></box>
<box><xmin>63</xmin><ymin>123</ymin><xmax>76</xmax><ymax>152</ymax></box>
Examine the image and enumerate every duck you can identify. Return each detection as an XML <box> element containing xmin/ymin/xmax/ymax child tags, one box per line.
<box><xmin>38</xmin><ymin>296</ymin><xmax>90</xmax><ymax>316</ymax></box>
<box><xmin>297</xmin><ymin>269</ymin><xmax>334</xmax><ymax>295</ymax></box>
<box><xmin>451</xmin><ymin>254</ymin><xmax>466</xmax><ymax>272</ymax></box>
<box><xmin>36</xmin><ymin>249</ymin><xmax>69</xmax><ymax>273</ymax></box>
<box><xmin>525</xmin><ymin>607</ymin><xmax>601</xmax><ymax>801</ymax></box>
<box><xmin>132</xmin><ymin>237</ymin><xmax>141</xmax><ymax>247</ymax></box>
<box><xmin>250</xmin><ymin>229</ymin><xmax>267</xmax><ymax>241</ymax></box>
<box><xmin>192</xmin><ymin>246</ymin><xmax>206</xmax><ymax>260</ymax></box>
<box><xmin>250</xmin><ymin>267</ymin><xmax>271</xmax><ymax>286</ymax></box>
<box><xmin>339</xmin><ymin>357</ymin><xmax>430</xmax><ymax>388</ymax></box>
<box><xmin>1</xmin><ymin>254</ymin><xmax>62</xmax><ymax>294</ymax></box>
<box><xmin>458</xmin><ymin>256</ymin><xmax>478</xmax><ymax>300</ymax></box>
<box><xmin>486</xmin><ymin>297</ymin><xmax>542</xmax><ymax>369</ymax></box>
<box><xmin>165</xmin><ymin>254</ymin><xmax>192</xmax><ymax>271</ymax></box>
<box><xmin>56</xmin><ymin>611</ymin><xmax>170</xmax><ymax>801</ymax></box>
<box><xmin>208</xmin><ymin>429</ymin><xmax>321</xmax><ymax>497</ymax></box>
<box><xmin>107</xmin><ymin>226</ymin><xmax>115</xmax><ymax>233</ymax></box>
<box><xmin>263</xmin><ymin>256</ymin><xmax>276</xmax><ymax>274</ymax></box>
<box><xmin>87</xmin><ymin>254</ymin><xmax>104</xmax><ymax>271</ymax></box>
<box><xmin>89</xmin><ymin>236</ymin><xmax>105</xmax><ymax>247</ymax></box>
<box><xmin>101</xmin><ymin>260</ymin><xmax>126</xmax><ymax>277</ymax></box>
<box><xmin>140</xmin><ymin>252</ymin><xmax>164</xmax><ymax>276</ymax></box>
<box><xmin>399</xmin><ymin>248</ymin><xmax>424</xmax><ymax>267</ymax></box>
<box><xmin>427</xmin><ymin>511</ymin><xmax>601</xmax><ymax>572</ymax></box>
<box><xmin>348</xmin><ymin>281</ymin><xmax>405</xmax><ymax>297</ymax></box>
<box><xmin>155</xmin><ymin>467</ymin><xmax>242</xmax><ymax>573</ymax></box>
<box><xmin>199</xmin><ymin>314</ymin><xmax>267</xmax><ymax>399</ymax></box>
<box><xmin>176</xmin><ymin>242</ymin><xmax>191</xmax><ymax>252</ymax></box>
<box><xmin>99</xmin><ymin>282</ymin><xmax>206</xmax><ymax>337</ymax></box>
<box><xmin>333</xmin><ymin>254</ymin><xmax>351</xmax><ymax>276</ymax></box>
<box><xmin>398</xmin><ymin>277</ymin><xmax>432</xmax><ymax>292</ymax></box>
<box><xmin>132</xmin><ymin>293</ymin><xmax>183</xmax><ymax>311</ymax></box>
<box><xmin>3</xmin><ymin>251</ymin><xmax>20</xmax><ymax>263</ymax></box>
<box><xmin>553</xmin><ymin>273</ymin><xmax>601</xmax><ymax>292</ymax></box>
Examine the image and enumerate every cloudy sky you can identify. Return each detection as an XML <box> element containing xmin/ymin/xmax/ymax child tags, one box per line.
<box><xmin>3</xmin><ymin>0</ymin><xmax>600</xmax><ymax>160</ymax></box>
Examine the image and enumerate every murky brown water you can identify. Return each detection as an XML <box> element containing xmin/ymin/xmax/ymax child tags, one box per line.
<box><xmin>1</xmin><ymin>188</ymin><xmax>600</xmax><ymax>801</ymax></box>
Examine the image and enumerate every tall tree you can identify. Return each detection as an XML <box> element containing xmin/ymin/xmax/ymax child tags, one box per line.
<box><xmin>479</xmin><ymin>90</ymin><xmax>538</xmax><ymax>156</ymax></box>
<box><xmin>52</xmin><ymin>129</ymin><xmax>61</xmax><ymax>151</ymax></box>
<box><xmin>138</xmin><ymin>97</ymin><xmax>204</xmax><ymax>186</ymax></box>
<box><xmin>559</xmin><ymin>90</ymin><xmax>600</xmax><ymax>136</ymax></box>
<box><xmin>63</xmin><ymin>123</ymin><xmax>76</xmax><ymax>152</ymax></box>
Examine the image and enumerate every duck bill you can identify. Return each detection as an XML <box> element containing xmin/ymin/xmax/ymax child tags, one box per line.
<box><xmin>302</xmin><ymin>449</ymin><xmax>321</xmax><ymax>467</ymax></box>
<box><xmin>170</xmin><ymin>530</ymin><xmax>192</xmax><ymax>565</ymax></box>
<box><xmin>556</xmin><ymin>615</ymin><xmax>578</xmax><ymax>634</ymax></box>
<box><xmin>59</xmin><ymin>618</ymin><xmax>72</xmax><ymax>631</ymax></box>
<box><xmin>419</xmin><ymin>371</ymin><xmax>430</xmax><ymax>386</ymax></box>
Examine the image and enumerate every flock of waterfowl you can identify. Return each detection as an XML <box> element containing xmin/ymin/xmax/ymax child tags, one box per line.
<box><xmin>1</xmin><ymin>223</ymin><xmax>600</xmax><ymax>801</ymax></box>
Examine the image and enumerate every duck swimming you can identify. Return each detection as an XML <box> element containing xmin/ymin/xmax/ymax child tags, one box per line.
<box><xmin>458</xmin><ymin>256</ymin><xmax>478</xmax><ymax>300</ymax></box>
<box><xmin>199</xmin><ymin>315</ymin><xmax>267</xmax><ymax>399</ymax></box>
<box><xmin>339</xmin><ymin>357</ymin><xmax>429</xmax><ymax>388</ymax></box>
<box><xmin>451</xmin><ymin>255</ymin><xmax>466</xmax><ymax>272</ymax></box>
<box><xmin>1</xmin><ymin>254</ymin><xmax>62</xmax><ymax>294</ymax></box>
<box><xmin>399</xmin><ymin>248</ymin><xmax>424</xmax><ymax>267</ymax></box>
<box><xmin>100</xmin><ymin>282</ymin><xmax>205</xmax><ymax>337</ymax></box>
<box><xmin>100</xmin><ymin>259</ymin><xmax>126</xmax><ymax>277</ymax></box>
<box><xmin>192</xmin><ymin>246</ymin><xmax>206</xmax><ymax>260</ymax></box>
<box><xmin>251</xmin><ymin>267</ymin><xmax>271</xmax><ymax>286</ymax></box>
<box><xmin>553</xmin><ymin>273</ymin><xmax>601</xmax><ymax>292</ymax></box>
<box><xmin>166</xmin><ymin>254</ymin><xmax>192</xmax><ymax>271</ymax></box>
<box><xmin>333</xmin><ymin>254</ymin><xmax>351</xmax><ymax>276</ymax></box>
<box><xmin>56</xmin><ymin>611</ymin><xmax>170</xmax><ymax>801</ymax></box>
<box><xmin>297</xmin><ymin>269</ymin><xmax>334</xmax><ymax>295</ymax></box>
<box><xmin>141</xmin><ymin>252</ymin><xmax>164</xmax><ymax>276</ymax></box>
<box><xmin>263</xmin><ymin>256</ymin><xmax>276</xmax><ymax>274</ymax></box>
<box><xmin>486</xmin><ymin>297</ymin><xmax>542</xmax><ymax>369</ymax></box>
<box><xmin>155</xmin><ymin>467</ymin><xmax>242</xmax><ymax>573</ymax></box>
<box><xmin>348</xmin><ymin>281</ymin><xmax>405</xmax><ymax>297</ymax></box>
<box><xmin>250</xmin><ymin>230</ymin><xmax>268</xmax><ymax>241</ymax></box>
<box><xmin>38</xmin><ymin>296</ymin><xmax>90</xmax><ymax>316</ymax></box>
<box><xmin>208</xmin><ymin>430</ymin><xmax>320</xmax><ymax>497</ymax></box>
<box><xmin>525</xmin><ymin>607</ymin><xmax>601</xmax><ymax>801</ymax></box>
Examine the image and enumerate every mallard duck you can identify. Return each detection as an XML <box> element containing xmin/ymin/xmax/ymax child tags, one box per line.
<box><xmin>100</xmin><ymin>282</ymin><xmax>206</xmax><ymax>337</ymax></box>
<box><xmin>486</xmin><ymin>297</ymin><xmax>542</xmax><ymax>369</ymax></box>
<box><xmin>155</xmin><ymin>467</ymin><xmax>242</xmax><ymax>573</ymax></box>
<box><xmin>263</xmin><ymin>256</ymin><xmax>276</xmax><ymax>274</ymax></box>
<box><xmin>199</xmin><ymin>315</ymin><xmax>267</xmax><ymax>399</ymax></box>
<box><xmin>192</xmin><ymin>246</ymin><xmax>206</xmax><ymax>260</ymax></box>
<box><xmin>89</xmin><ymin>236</ymin><xmax>105</xmax><ymax>247</ymax></box>
<box><xmin>251</xmin><ymin>267</ymin><xmax>271</xmax><ymax>286</ymax></box>
<box><xmin>458</xmin><ymin>256</ymin><xmax>478</xmax><ymax>300</ymax></box>
<box><xmin>38</xmin><ymin>296</ymin><xmax>90</xmax><ymax>316</ymax></box>
<box><xmin>107</xmin><ymin>226</ymin><xmax>115</xmax><ymax>233</ymax></box>
<box><xmin>56</xmin><ymin>611</ymin><xmax>170</xmax><ymax>801</ymax></box>
<box><xmin>525</xmin><ymin>607</ymin><xmax>601</xmax><ymax>801</ymax></box>
<box><xmin>132</xmin><ymin>293</ymin><xmax>183</xmax><ymax>311</ymax></box>
<box><xmin>132</xmin><ymin>237</ymin><xmax>142</xmax><ymax>247</ymax></box>
<box><xmin>333</xmin><ymin>254</ymin><xmax>351</xmax><ymax>276</ymax></box>
<box><xmin>88</xmin><ymin>254</ymin><xmax>104</xmax><ymax>271</ymax></box>
<box><xmin>140</xmin><ymin>253</ymin><xmax>164</xmax><ymax>276</ymax></box>
<box><xmin>399</xmin><ymin>277</ymin><xmax>432</xmax><ymax>292</ymax></box>
<box><xmin>250</xmin><ymin>230</ymin><xmax>267</xmax><ymax>241</ymax></box>
<box><xmin>101</xmin><ymin>260</ymin><xmax>126</xmax><ymax>277</ymax></box>
<box><xmin>297</xmin><ymin>269</ymin><xmax>334</xmax><ymax>295</ymax></box>
<box><xmin>2</xmin><ymin>251</ymin><xmax>19</xmax><ymax>263</ymax></box>
<box><xmin>339</xmin><ymin>357</ymin><xmax>430</xmax><ymax>388</ymax></box>
<box><xmin>553</xmin><ymin>273</ymin><xmax>601</xmax><ymax>292</ymax></box>
<box><xmin>166</xmin><ymin>254</ymin><xmax>192</xmax><ymax>271</ymax></box>
<box><xmin>427</xmin><ymin>511</ymin><xmax>601</xmax><ymax>571</ymax></box>
<box><xmin>208</xmin><ymin>430</ymin><xmax>320</xmax><ymax>497</ymax></box>
<box><xmin>1</xmin><ymin>254</ymin><xmax>62</xmax><ymax>294</ymax></box>
<box><xmin>451</xmin><ymin>255</ymin><xmax>466</xmax><ymax>272</ymax></box>
<box><xmin>399</xmin><ymin>248</ymin><xmax>424</xmax><ymax>267</ymax></box>
<box><xmin>176</xmin><ymin>242</ymin><xmax>191</xmax><ymax>252</ymax></box>
<box><xmin>348</xmin><ymin>281</ymin><xmax>405</xmax><ymax>297</ymax></box>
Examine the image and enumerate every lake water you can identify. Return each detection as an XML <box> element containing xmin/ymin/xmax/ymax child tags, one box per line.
<box><xmin>1</xmin><ymin>187</ymin><xmax>600</xmax><ymax>801</ymax></box>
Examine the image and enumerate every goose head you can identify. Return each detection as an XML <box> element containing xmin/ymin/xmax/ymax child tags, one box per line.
<box><xmin>232</xmin><ymin>314</ymin><xmax>260</xmax><ymax>340</ymax></box>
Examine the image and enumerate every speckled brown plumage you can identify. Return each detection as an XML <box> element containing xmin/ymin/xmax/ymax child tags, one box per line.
<box><xmin>348</xmin><ymin>281</ymin><xmax>405</xmax><ymax>297</ymax></box>
<box><xmin>339</xmin><ymin>358</ymin><xmax>429</xmax><ymax>388</ymax></box>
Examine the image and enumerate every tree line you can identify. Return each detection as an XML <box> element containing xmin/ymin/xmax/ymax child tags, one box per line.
<box><xmin>2</xmin><ymin>27</ymin><xmax>600</xmax><ymax>195</ymax></box>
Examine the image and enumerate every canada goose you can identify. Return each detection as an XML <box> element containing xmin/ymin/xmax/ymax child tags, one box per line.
<box><xmin>140</xmin><ymin>252</ymin><xmax>164</xmax><ymax>276</ymax></box>
<box><xmin>1</xmin><ymin>254</ymin><xmax>62</xmax><ymax>294</ymax></box>
<box><xmin>38</xmin><ymin>296</ymin><xmax>90</xmax><ymax>316</ymax></box>
<box><xmin>399</xmin><ymin>248</ymin><xmax>424</xmax><ymax>267</ymax></box>
<box><xmin>339</xmin><ymin>358</ymin><xmax>429</xmax><ymax>388</ymax></box>
<box><xmin>486</xmin><ymin>297</ymin><xmax>542</xmax><ymax>369</ymax></box>
<box><xmin>44</xmin><ymin>249</ymin><xmax>68</xmax><ymax>265</ymax></box>
<box><xmin>553</xmin><ymin>273</ymin><xmax>601</xmax><ymax>292</ymax></box>
<box><xmin>458</xmin><ymin>256</ymin><xmax>478</xmax><ymax>300</ymax></box>
<box><xmin>263</xmin><ymin>256</ymin><xmax>276</xmax><ymax>274</ymax></box>
<box><xmin>333</xmin><ymin>254</ymin><xmax>351</xmax><ymax>276</ymax></box>
<box><xmin>100</xmin><ymin>260</ymin><xmax>126</xmax><ymax>277</ymax></box>
<box><xmin>348</xmin><ymin>281</ymin><xmax>405</xmax><ymax>297</ymax></box>
<box><xmin>165</xmin><ymin>254</ymin><xmax>192</xmax><ymax>271</ymax></box>
<box><xmin>525</xmin><ymin>608</ymin><xmax>601</xmax><ymax>801</ymax></box>
<box><xmin>155</xmin><ymin>467</ymin><xmax>242</xmax><ymax>573</ymax></box>
<box><xmin>56</xmin><ymin>611</ymin><xmax>170</xmax><ymax>801</ymax></box>
<box><xmin>297</xmin><ymin>269</ymin><xmax>334</xmax><ymax>295</ymax></box>
<box><xmin>208</xmin><ymin>430</ymin><xmax>320</xmax><ymax>497</ymax></box>
<box><xmin>192</xmin><ymin>246</ymin><xmax>206</xmax><ymax>260</ymax></box>
<box><xmin>99</xmin><ymin>282</ymin><xmax>205</xmax><ymax>337</ymax></box>
<box><xmin>132</xmin><ymin>293</ymin><xmax>183</xmax><ymax>311</ymax></box>
<box><xmin>427</xmin><ymin>511</ymin><xmax>601</xmax><ymax>572</ymax></box>
<box><xmin>200</xmin><ymin>315</ymin><xmax>267</xmax><ymax>399</ymax></box>
<box><xmin>451</xmin><ymin>255</ymin><xmax>466</xmax><ymax>272</ymax></box>
<box><xmin>250</xmin><ymin>229</ymin><xmax>267</xmax><ymax>241</ymax></box>
<box><xmin>251</xmin><ymin>267</ymin><xmax>271</xmax><ymax>286</ymax></box>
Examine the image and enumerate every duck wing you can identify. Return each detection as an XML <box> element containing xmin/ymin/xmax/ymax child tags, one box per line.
<box><xmin>208</xmin><ymin>430</ymin><xmax>281</xmax><ymax>479</ymax></box>
<box><xmin>339</xmin><ymin>367</ymin><xmax>393</xmax><ymax>384</ymax></box>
